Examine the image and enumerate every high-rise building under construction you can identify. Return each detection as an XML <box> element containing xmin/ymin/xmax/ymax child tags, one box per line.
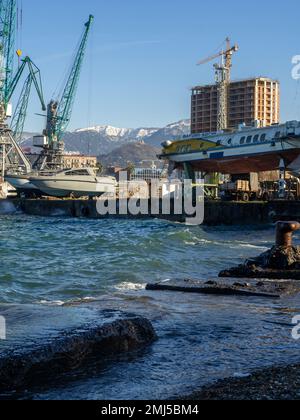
<box><xmin>191</xmin><ymin>77</ymin><xmax>280</xmax><ymax>134</ymax></box>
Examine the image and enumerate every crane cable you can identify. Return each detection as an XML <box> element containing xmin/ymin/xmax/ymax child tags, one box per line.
<box><xmin>52</xmin><ymin>28</ymin><xmax>84</xmax><ymax>102</ymax></box>
<box><xmin>16</xmin><ymin>0</ymin><xmax>23</xmax><ymax>67</ymax></box>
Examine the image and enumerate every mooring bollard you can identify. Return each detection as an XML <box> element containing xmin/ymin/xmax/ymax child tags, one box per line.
<box><xmin>276</xmin><ymin>221</ymin><xmax>300</xmax><ymax>248</ymax></box>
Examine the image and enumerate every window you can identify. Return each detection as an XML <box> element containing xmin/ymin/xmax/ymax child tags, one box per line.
<box><xmin>240</xmin><ymin>137</ymin><xmax>246</xmax><ymax>145</ymax></box>
<box><xmin>253</xmin><ymin>135</ymin><xmax>259</xmax><ymax>143</ymax></box>
<box><xmin>275</xmin><ymin>131</ymin><xmax>281</xmax><ymax>139</ymax></box>
<box><xmin>66</xmin><ymin>169</ymin><xmax>89</xmax><ymax>176</ymax></box>
<box><xmin>246</xmin><ymin>136</ymin><xmax>252</xmax><ymax>144</ymax></box>
<box><xmin>260</xmin><ymin>134</ymin><xmax>267</xmax><ymax>142</ymax></box>
<box><xmin>227</xmin><ymin>139</ymin><xmax>232</xmax><ymax>145</ymax></box>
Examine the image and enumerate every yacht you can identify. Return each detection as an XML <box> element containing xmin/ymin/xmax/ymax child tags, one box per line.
<box><xmin>29</xmin><ymin>168</ymin><xmax>117</xmax><ymax>198</ymax></box>
<box><xmin>5</xmin><ymin>173</ymin><xmax>42</xmax><ymax>197</ymax></box>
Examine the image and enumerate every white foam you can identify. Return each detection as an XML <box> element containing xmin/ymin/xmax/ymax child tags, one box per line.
<box><xmin>238</xmin><ymin>243</ymin><xmax>268</xmax><ymax>250</ymax></box>
<box><xmin>233</xmin><ymin>372</ymin><xmax>251</xmax><ymax>379</ymax></box>
<box><xmin>39</xmin><ymin>300</ymin><xmax>65</xmax><ymax>306</ymax></box>
<box><xmin>115</xmin><ymin>282</ymin><xmax>145</xmax><ymax>291</ymax></box>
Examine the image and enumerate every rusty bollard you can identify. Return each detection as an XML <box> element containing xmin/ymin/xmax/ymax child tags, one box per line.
<box><xmin>276</xmin><ymin>221</ymin><xmax>300</xmax><ymax>248</ymax></box>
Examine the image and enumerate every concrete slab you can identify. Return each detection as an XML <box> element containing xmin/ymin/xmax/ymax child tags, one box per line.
<box><xmin>0</xmin><ymin>304</ymin><xmax>157</xmax><ymax>393</ymax></box>
<box><xmin>146</xmin><ymin>278</ymin><xmax>300</xmax><ymax>298</ymax></box>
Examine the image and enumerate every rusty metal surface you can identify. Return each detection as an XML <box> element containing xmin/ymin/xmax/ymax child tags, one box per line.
<box><xmin>276</xmin><ymin>221</ymin><xmax>300</xmax><ymax>247</ymax></box>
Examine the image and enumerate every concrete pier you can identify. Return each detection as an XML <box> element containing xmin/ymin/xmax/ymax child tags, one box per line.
<box><xmin>220</xmin><ymin>221</ymin><xmax>300</xmax><ymax>280</ymax></box>
<box><xmin>3</xmin><ymin>198</ymin><xmax>300</xmax><ymax>225</ymax></box>
<box><xmin>146</xmin><ymin>278</ymin><xmax>293</xmax><ymax>298</ymax></box>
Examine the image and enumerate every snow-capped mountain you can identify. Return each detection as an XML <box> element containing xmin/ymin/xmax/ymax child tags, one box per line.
<box><xmin>22</xmin><ymin>119</ymin><xmax>191</xmax><ymax>156</ymax></box>
<box><xmin>62</xmin><ymin>119</ymin><xmax>190</xmax><ymax>155</ymax></box>
<box><xmin>73</xmin><ymin>125</ymin><xmax>159</xmax><ymax>143</ymax></box>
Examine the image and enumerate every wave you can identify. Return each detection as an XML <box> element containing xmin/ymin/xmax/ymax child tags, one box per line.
<box><xmin>0</xmin><ymin>201</ymin><xmax>18</xmax><ymax>215</ymax></box>
<box><xmin>237</xmin><ymin>243</ymin><xmax>268</xmax><ymax>250</ymax></box>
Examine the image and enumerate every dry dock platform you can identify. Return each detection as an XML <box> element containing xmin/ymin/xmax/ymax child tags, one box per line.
<box><xmin>3</xmin><ymin>198</ymin><xmax>300</xmax><ymax>225</ymax></box>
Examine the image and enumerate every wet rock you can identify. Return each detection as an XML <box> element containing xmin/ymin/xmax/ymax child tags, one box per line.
<box><xmin>220</xmin><ymin>246</ymin><xmax>300</xmax><ymax>280</ymax></box>
<box><xmin>220</xmin><ymin>222</ymin><xmax>300</xmax><ymax>280</ymax></box>
<box><xmin>233</xmin><ymin>282</ymin><xmax>251</xmax><ymax>288</ymax></box>
<box><xmin>0</xmin><ymin>304</ymin><xmax>157</xmax><ymax>393</ymax></box>
<box><xmin>219</xmin><ymin>246</ymin><xmax>300</xmax><ymax>280</ymax></box>
<box><xmin>255</xmin><ymin>246</ymin><xmax>300</xmax><ymax>270</ymax></box>
<box><xmin>256</xmin><ymin>282</ymin><xmax>265</xmax><ymax>287</ymax></box>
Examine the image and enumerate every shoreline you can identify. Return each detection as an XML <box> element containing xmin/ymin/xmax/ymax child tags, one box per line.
<box><xmin>183</xmin><ymin>363</ymin><xmax>300</xmax><ymax>400</ymax></box>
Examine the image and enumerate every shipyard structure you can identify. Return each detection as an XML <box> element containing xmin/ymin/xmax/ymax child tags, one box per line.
<box><xmin>160</xmin><ymin>37</ymin><xmax>300</xmax><ymax>202</ymax></box>
<box><xmin>191</xmin><ymin>77</ymin><xmax>280</xmax><ymax>134</ymax></box>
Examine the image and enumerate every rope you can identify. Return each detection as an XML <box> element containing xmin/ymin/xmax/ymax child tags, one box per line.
<box><xmin>51</xmin><ymin>33</ymin><xmax>82</xmax><ymax>100</ymax></box>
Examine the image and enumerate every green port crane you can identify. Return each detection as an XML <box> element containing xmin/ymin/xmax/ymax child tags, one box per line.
<box><xmin>33</xmin><ymin>15</ymin><xmax>94</xmax><ymax>171</ymax></box>
<box><xmin>0</xmin><ymin>0</ymin><xmax>17</xmax><ymax>123</ymax></box>
<box><xmin>47</xmin><ymin>15</ymin><xmax>94</xmax><ymax>145</ymax></box>
<box><xmin>0</xmin><ymin>0</ymin><xmax>46</xmax><ymax>176</ymax></box>
<box><xmin>10</xmin><ymin>57</ymin><xmax>46</xmax><ymax>143</ymax></box>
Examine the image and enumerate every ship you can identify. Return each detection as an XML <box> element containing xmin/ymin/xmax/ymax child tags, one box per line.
<box><xmin>160</xmin><ymin>121</ymin><xmax>300</xmax><ymax>175</ymax></box>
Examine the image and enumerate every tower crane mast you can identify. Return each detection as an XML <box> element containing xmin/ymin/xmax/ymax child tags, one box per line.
<box><xmin>197</xmin><ymin>37</ymin><xmax>239</xmax><ymax>131</ymax></box>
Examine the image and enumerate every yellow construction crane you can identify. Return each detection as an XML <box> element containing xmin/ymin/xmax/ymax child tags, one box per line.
<box><xmin>197</xmin><ymin>37</ymin><xmax>239</xmax><ymax>130</ymax></box>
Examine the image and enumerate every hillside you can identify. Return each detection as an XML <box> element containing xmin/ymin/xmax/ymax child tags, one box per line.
<box><xmin>98</xmin><ymin>142</ymin><xmax>161</xmax><ymax>168</ymax></box>
<box><xmin>21</xmin><ymin>120</ymin><xmax>190</xmax><ymax>155</ymax></box>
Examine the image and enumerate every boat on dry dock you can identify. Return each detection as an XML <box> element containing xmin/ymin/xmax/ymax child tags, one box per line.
<box><xmin>160</xmin><ymin>121</ymin><xmax>300</xmax><ymax>174</ymax></box>
<box><xmin>29</xmin><ymin>167</ymin><xmax>117</xmax><ymax>198</ymax></box>
<box><xmin>5</xmin><ymin>173</ymin><xmax>42</xmax><ymax>197</ymax></box>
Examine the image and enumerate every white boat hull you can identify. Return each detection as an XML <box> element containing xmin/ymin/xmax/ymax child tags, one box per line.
<box><xmin>5</xmin><ymin>175</ymin><xmax>41</xmax><ymax>195</ymax></box>
<box><xmin>30</xmin><ymin>177</ymin><xmax>117</xmax><ymax>198</ymax></box>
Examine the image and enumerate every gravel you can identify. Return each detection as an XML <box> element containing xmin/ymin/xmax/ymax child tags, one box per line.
<box><xmin>184</xmin><ymin>364</ymin><xmax>300</xmax><ymax>400</ymax></box>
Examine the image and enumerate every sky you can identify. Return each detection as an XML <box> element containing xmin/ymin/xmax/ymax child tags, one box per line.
<box><xmin>12</xmin><ymin>0</ymin><xmax>300</xmax><ymax>132</ymax></box>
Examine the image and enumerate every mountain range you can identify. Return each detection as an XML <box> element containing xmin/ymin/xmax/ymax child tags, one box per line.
<box><xmin>21</xmin><ymin>119</ymin><xmax>190</xmax><ymax>168</ymax></box>
<box><xmin>22</xmin><ymin>119</ymin><xmax>190</xmax><ymax>155</ymax></box>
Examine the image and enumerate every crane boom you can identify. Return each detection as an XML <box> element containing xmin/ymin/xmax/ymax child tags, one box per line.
<box><xmin>10</xmin><ymin>74</ymin><xmax>32</xmax><ymax>144</ymax></box>
<box><xmin>197</xmin><ymin>38</ymin><xmax>238</xmax><ymax>70</ymax></box>
<box><xmin>10</xmin><ymin>58</ymin><xmax>46</xmax><ymax>143</ymax></box>
<box><xmin>0</xmin><ymin>1</ymin><xmax>46</xmax><ymax>177</ymax></box>
<box><xmin>7</xmin><ymin>56</ymin><xmax>46</xmax><ymax>108</ymax></box>
<box><xmin>0</xmin><ymin>0</ymin><xmax>16</xmax><ymax>102</ymax></box>
<box><xmin>46</xmin><ymin>15</ymin><xmax>94</xmax><ymax>145</ymax></box>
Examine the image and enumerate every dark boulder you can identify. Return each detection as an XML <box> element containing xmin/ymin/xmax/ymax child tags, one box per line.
<box><xmin>0</xmin><ymin>305</ymin><xmax>157</xmax><ymax>393</ymax></box>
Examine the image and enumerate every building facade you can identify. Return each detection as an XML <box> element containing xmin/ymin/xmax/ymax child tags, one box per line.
<box><xmin>62</xmin><ymin>154</ymin><xmax>97</xmax><ymax>169</ymax></box>
<box><xmin>26</xmin><ymin>153</ymin><xmax>97</xmax><ymax>170</ymax></box>
<box><xmin>191</xmin><ymin>77</ymin><xmax>280</xmax><ymax>134</ymax></box>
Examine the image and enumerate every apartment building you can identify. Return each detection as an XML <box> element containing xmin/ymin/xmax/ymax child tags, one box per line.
<box><xmin>191</xmin><ymin>77</ymin><xmax>280</xmax><ymax>134</ymax></box>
